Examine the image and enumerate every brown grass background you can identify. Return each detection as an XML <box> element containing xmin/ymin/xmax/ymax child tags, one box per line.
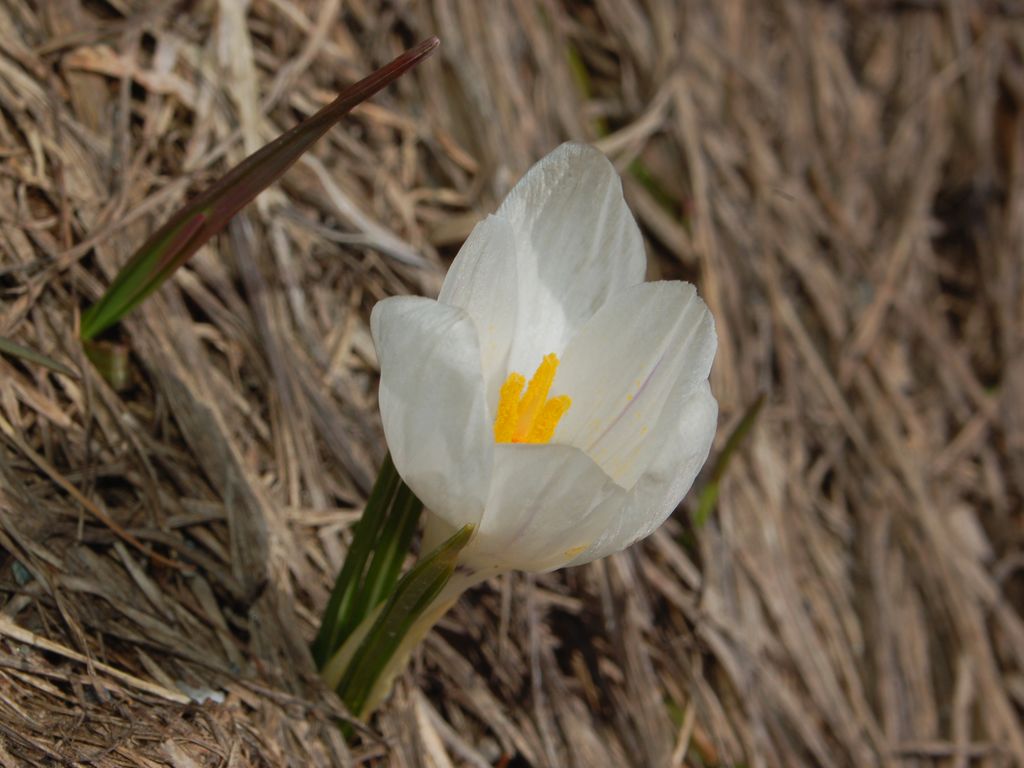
<box><xmin>1</xmin><ymin>1</ymin><xmax>1023</xmax><ymax>766</ymax></box>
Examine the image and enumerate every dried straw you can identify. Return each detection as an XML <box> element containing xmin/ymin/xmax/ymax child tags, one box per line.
<box><xmin>1</xmin><ymin>1</ymin><xmax>1022</xmax><ymax>765</ymax></box>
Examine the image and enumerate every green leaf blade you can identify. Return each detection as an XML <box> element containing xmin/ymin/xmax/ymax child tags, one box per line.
<box><xmin>693</xmin><ymin>393</ymin><xmax>765</xmax><ymax>528</ymax></box>
<box><xmin>335</xmin><ymin>523</ymin><xmax>473</xmax><ymax>719</ymax></box>
<box><xmin>0</xmin><ymin>337</ymin><xmax>77</xmax><ymax>378</ymax></box>
<box><xmin>80</xmin><ymin>37</ymin><xmax>440</xmax><ymax>341</ymax></box>
<box><xmin>311</xmin><ymin>453</ymin><xmax>405</xmax><ymax>668</ymax></box>
<box><xmin>354</xmin><ymin>481</ymin><xmax>423</xmax><ymax>623</ymax></box>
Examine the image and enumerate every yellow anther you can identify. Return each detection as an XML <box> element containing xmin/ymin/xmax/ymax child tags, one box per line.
<box><xmin>525</xmin><ymin>395</ymin><xmax>571</xmax><ymax>443</ymax></box>
<box><xmin>493</xmin><ymin>353</ymin><xmax>571</xmax><ymax>444</ymax></box>
<box><xmin>514</xmin><ymin>353</ymin><xmax>559</xmax><ymax>435</ymax></box>
<box><xmin>493</xmin><ymin>373</ymin><xmax>525</xmax><ymax>443</ymax></box>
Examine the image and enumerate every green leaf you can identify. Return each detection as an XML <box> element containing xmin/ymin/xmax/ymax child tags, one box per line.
<box><xmin>80</xmin><ymin>37</ymin><xmax>440</xmax><ymax>342</ymax></box>
<box><xmin>334</xmin><ymin>523</ymin><xmax>473</xmax><ymax>719</ymax></box>
<box><xmin>351</xmin><ymin>479</ymin><xmax>422</xmax><ymax>626</ymax></box>
<box><xmin>0</xmin><ymin>336</ymin><xmax>77</xmax><ymax>378</ymax></box>
<box><xmin>693</xmin><ymin>393</ymin><xmax>765</xmax><ymax>528</ymax></box>
<box><xmin>311</xmin><ymin>453</ymin><xmax>405</xmax><ymax>667</ymax></box>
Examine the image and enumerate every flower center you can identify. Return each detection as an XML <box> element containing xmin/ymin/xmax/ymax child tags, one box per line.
<box><xmin>493</xmin><ymin>353</ymin><xmax>572</xmax><ymax>444</ymax></box>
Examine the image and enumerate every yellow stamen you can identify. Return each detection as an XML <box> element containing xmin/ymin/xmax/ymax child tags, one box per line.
<box><xmin>513</xmin><ymin>353</ymin><xmax>559</xmax><ymax>436</ymax></box>
<box><xmin>493</xmin><ymin>353</ymin><xmax>571</xmax><ymax>444</ymax></box>
<box><xmin>493</xmin><ymin>373</ymin><xmax>525</xmax><ymax>443</ymax></box>
<box><xmin>526</xmin><ymin>395</ymin><xmax>571</xmax><ymax>443</ymax></box>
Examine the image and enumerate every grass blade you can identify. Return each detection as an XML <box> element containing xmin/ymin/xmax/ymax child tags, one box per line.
<box><xmin>80</xmin><ymin>37</ymin><xmax>440</xmax><ymax>341</ymax></box>
<box><xmin>693</xmin><ymin>393</ymin><xmax>765</xmax><ymax>528</ymax></box>
<box><xmin>0</xmin><ymin>336</ymin><xmax>77</xmax><ymax>378</ymax></box>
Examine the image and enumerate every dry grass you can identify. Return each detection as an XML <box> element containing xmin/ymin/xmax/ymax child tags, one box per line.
<box><xmin>1</xmin><ymin>1</ymin><xmax>1023</xmax><ymax>765</ymax></box>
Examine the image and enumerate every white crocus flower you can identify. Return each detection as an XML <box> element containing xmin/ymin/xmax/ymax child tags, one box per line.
<box><xmin>371</xmin><ymin>142</ymin><xmax>718</xmax><ymax>576</ymax></box>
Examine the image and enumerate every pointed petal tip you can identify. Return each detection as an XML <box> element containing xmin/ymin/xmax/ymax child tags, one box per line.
<box><xmin>546</xmin><ymin>141</ymin><xmax>618</xmax><ymax>172</ymax></box>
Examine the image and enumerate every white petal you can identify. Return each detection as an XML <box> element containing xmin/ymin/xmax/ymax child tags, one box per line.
<box><xmin>553</xmin><ymin>281</ymin><xmax>716</xmax><ymax>487</ymax></box>
<box><xmin>419</xmin><ymin>511</ymin><xmax>462</xmax><ymax>560</ymax></box>
<box><xmin>566</xmin><ymin>380</ymin><xmax>718</xmax><ymax>567</ymax></box>
<box><xmin>371</xmin><ymin>296</ymin><xmax>491</xmax><ymax>528</ymax></box>
<box><xmin>458</xmin><ymin>444</ymin><xmax>624</xmax><ymax>573</ymax></box>
<box><xmin>438</xmin><ymin>214</ymin><xmax>518</xmax><ymax>416</ymax></box>
<box><xmin>498</xmin><ymin>143</ymin><xmax>646</xmax><ymax>374</ymax></box>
